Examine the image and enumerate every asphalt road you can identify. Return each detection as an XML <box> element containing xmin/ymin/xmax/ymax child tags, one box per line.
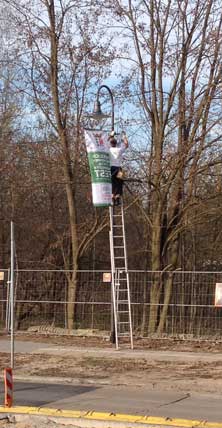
<box><xmin>1</xmin><ymin>380</ymin><xmax>222</xmax><ymax>422</ymax></box>
<box><xmin>1</xmin><ymin>338</ymin><xmax>222</xmax><ymax>361</ymax></box>
<box><xmin>1</xmin><ymin>338</ymin><xmax>222</xmax><ymax>423</ymax></box>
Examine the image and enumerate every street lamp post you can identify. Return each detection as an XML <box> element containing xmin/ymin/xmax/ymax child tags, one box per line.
<box><xmin>89</xmin><ymin>84</ymin><xmax>116</xmax><ymax>344</ymax></box>
<box><xmin>89</xmin><ymin>85</ymin><xmax>115</xmax><ymax>131</ymax></box>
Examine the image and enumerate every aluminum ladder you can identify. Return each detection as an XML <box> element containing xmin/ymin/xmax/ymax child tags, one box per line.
<box><xmin>109</xmin><ymin>202</ymin><xmax>133</xmax><ymax>350</ymax></box>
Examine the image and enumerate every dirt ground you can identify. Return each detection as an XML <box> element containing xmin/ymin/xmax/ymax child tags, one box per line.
<box><xmin>1</xmin><ymin>332</ymin><xmax>222</xmax><ymax>395</ymax></box>
<box><xmin>1</xmin><ymin>333</ymin><xmax>222</xmax><ymax>427</ymax></box>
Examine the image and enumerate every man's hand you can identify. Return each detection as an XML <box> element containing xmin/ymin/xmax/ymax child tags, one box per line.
<box><xmin>122</xmin><ymin>131</ymin><xmax>129</xmax><ymax>148</ymax></box>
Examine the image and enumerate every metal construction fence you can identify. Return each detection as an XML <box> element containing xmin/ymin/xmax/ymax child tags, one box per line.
<box><xmin>1</xmin><ymin>269</ymin><xmax>222</xmax><ymax>338</ymax></box>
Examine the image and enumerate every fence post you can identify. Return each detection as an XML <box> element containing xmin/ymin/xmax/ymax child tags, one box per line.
<box><xmin>10</xmin><ymin>221</ymin><xmax>15</xmax><ymax>369</ymax></box>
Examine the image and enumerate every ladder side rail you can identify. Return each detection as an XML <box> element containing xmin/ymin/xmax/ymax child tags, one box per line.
<box><xmin>121</xmin><ymin>204</ymin><xmax>128</xmax><ymax>271</ymax></box>
<box><xmin>126</xmin><ymin>269</ymin><xmax>134</xmax><ymax>349</ymax></box>
<box><xmin>121</xmin><ymin>203</ymin><xmax>134</xmax><ymax>349</ymax></box>
<box><xmin>109</xmin><ymin>207</ymin><xmax>119</xmax><ymax>350</ymax></box>
<box><xmin>109</xmin><ymin>207</ymin><xmax>115</xmax><ymax>273</ymax></box>
<box><xmin>116</xmin><ymin>268</ymin><xmax>120</xmax><ymax>323</ymax></box>
<box><xmin>109</xmin><ymin>229</ymin><xmax>119</xmax><ymax>350</ymax></box>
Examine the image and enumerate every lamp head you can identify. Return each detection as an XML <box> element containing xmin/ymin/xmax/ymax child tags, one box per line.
<box><xmin>89</xmin><ymin>99</ymin><xmax>110</xmax><ymax>122</ymax></box>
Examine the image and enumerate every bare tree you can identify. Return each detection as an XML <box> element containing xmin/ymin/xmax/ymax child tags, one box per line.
<box><xmin>109</xmin><ymin>0</ymin><xmax>222</xmax><ymax>333</ymax></box>
<box><xmin>3</xmin><ymin>0</ymin><xmax>114</xmax><ymax>328</ymax></box>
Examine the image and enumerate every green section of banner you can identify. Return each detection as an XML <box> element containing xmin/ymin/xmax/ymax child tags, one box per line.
<box><xmin>84</xmin><ymin>130</ymin><xmax>112</xmax><ymax>206</ymax></box>
<box><xmin>94</xmin><ymin>203</ymin><xmax>110</xmax><ymax>207</ymax></box>
<box><xmin>88</xmin><ymin>152</ymin><xmax>111</xmax><ymax>183</ymax></box>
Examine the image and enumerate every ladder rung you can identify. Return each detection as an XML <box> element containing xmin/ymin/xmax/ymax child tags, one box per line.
<box><xmin>113</xmin><ymin>225</ymin><xmax>122</xmax><ymax>228</ymax></box>
<box><xmin>114</xmin><ymin>235</ymin><xmax>123</xmax><ymax>238</ymax></box>
<box><xmin>114</xmin><ymin>246</ymin><xmax>124</xmax><ymax>248</ymax></box>
<box><xmin>118</xmin><ymin>300</ymin><xmax>128</xmax><ymax>303</ymax></box>
<box><xmin>117</xmin><ymin>283</ymin><xmax>128</xmax><ymax>286</ymax></box>
<box><xmin>118</xmin><ymin>311</ymin><xmax>129</xmax><ymax>314</ymax></box>
<box><xmin>116</xmin><ymin>292</ymin><xmax>128</xmax><ymax>295</ymax></box>
<box><xmin>113</xmin><ymin>214</ymin><xmax>122</xmax><ymax>217</ymax></box>
<box><xmin>118</xmin><ymin>333</ymin><xmax>130</xmax><ymax>337</ymax></box>
<box><xmin>118</xmin><ymin>321</ymin><xmax>130</xmax><ymax>324</ymax></box>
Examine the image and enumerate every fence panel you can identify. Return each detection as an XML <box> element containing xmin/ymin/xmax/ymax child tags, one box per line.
<box><xmin>1</xmin><ymin>270</ymin><xmax>222</xmax><ymax>338</ymax></box>
<box><xmin>0</xmin><ymin>269</ymin><xmax>10</xmax><ymax>330</ymax></box>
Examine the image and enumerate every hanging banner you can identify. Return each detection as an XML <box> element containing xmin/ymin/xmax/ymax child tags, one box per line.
<box><xmin>84</xmin><ymin>130</ymin><xmax>112</xmax><ymax>207</ymax></box>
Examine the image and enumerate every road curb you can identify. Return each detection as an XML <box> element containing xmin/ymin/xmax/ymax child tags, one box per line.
<box><xmin>1</xmin><ymin>406</ymin><xmax>222</xmax><ymax>428</ymax></box>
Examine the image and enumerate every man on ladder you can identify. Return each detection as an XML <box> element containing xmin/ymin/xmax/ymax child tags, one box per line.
<box><xmin>108</xmin><ymin>131</ymin><xmax>128</xmax><ymax>206</ymax></box>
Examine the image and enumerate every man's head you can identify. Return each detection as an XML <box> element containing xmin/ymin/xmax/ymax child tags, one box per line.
<box><xmin>110</xmin><ymin>137</ymin><xmax>117</xmax><ymax>147</ymax></box>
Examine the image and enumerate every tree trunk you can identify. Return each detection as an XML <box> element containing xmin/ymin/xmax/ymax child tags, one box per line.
<box><xmin>67</xmin><ymin>270</ymin><xmax>78</xmax><ymax>329</ymax></box>
<box><xmin>148</xmin><ymin>206</ymin><xmax>163</xmax><ymax>333</ymax></box>
<box><xmin>48</xmin><ymin>1</ymin><xmax>79</xmax><ymax>329</ymax></box>
<box><xmin>148</xmin><ymin>272</ymin><xmax>162</xmax><ymax>334</ymax></box>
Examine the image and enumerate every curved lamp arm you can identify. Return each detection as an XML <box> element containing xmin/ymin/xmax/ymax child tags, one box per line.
<box><xmin>97</xmin><ymin>85</ymin><xmax>114</xmax><ymax>131</ymax></box>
